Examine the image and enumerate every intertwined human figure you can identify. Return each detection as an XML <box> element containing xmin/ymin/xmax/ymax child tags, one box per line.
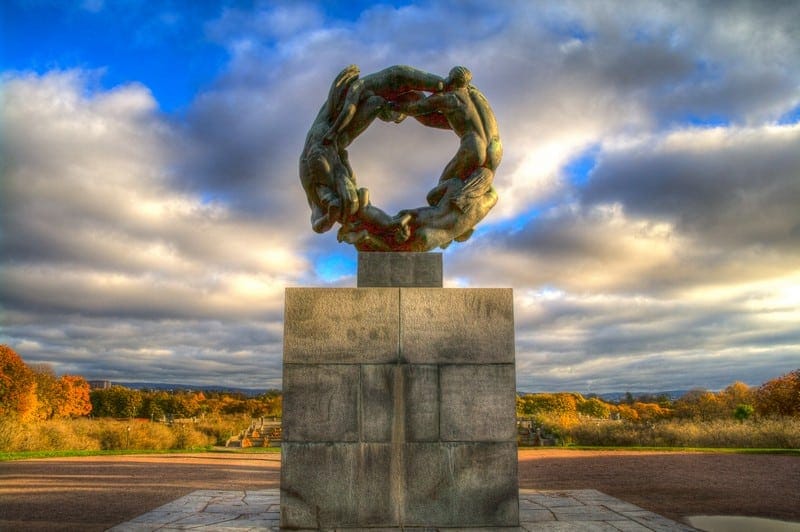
<box><xmin>299</xmin><ymin>65</ymin><xmax>502</xmax><ymax>252</ymax></box>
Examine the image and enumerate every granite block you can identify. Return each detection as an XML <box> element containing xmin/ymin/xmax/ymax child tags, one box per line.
<box><xmin>282</xmin><ymin>365</ymin><xmax>359</xmax><ymax>442</ymax></box>
<box><xmin>358</xmin><ymin>252</ymin><xmax>442</xmax><ymax>287</ymax></box>
<box><xmin>284</xmin><ymin>288</ymin><xmax>398</xmax><ymax>364</ymax></box>
<box><xmin>400</xmin><ymin>288</ymin><xmax>515</xmax><ymax>364</ymax></box>
<box><xmin>361</xmin><ymin>365</ymin><xmax>394</xmax><ymax>442</ymax></box>
<box><xmin>280</xmin><ymin>443</ymin><xmax>393</xmax><ymax>529</ymax></box>
<box><xmin>440</xmin><ymin>364</ymin><xmax>517</xmax><ymax>442</ymax></box>
<box><xmin>403</xmin><ymin>442</ymin><xmax>519</xmax><ymax>527</ymax></box>
<box><xmin>281</xmin><ymin>282</ymin><xmax>520</xmax><ymax>529</ymax></box>
<box><xmin>359</xmin><ymin>364</ymin><xmax>441</xmax><ymax>443</ymax></box>
<box><xmin>403</xmin><ymin>364</ymin><xmax>439</xmax><ymax>442</ymax></box>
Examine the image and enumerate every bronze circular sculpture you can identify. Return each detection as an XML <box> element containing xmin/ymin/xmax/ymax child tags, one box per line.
<box><xmin>299</xmin><ymin>65</ymin><xmax>502</xmax><ymax>252</ymax></box>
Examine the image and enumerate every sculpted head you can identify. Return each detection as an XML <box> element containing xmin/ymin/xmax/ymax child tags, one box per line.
<box><xmin>446</xmin><ymin>66</ymin><xmax>472</xmax><ymax>89</ymax></box>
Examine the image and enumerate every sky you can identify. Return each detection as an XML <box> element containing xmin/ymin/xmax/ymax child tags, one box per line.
<box><xmin>1</xmin><ymin>0</ymin><xmax>799</xmax><ymax>394</ymax></box>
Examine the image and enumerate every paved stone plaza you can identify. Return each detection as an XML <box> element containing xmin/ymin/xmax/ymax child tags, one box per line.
<box><xmin>108</xmin><ymin>488</ymin><xmax>697</xmax><ymax>531</ymax></box>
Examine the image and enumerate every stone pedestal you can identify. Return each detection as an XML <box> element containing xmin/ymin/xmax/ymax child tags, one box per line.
<box><xmin>281</xmin><ymin>253</ymin><xmax>519</xmax><ymax>530</ymax></box>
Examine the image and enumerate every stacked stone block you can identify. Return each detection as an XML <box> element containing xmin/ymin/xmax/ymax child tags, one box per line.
<box><xmin>281</xmin><ymin>253</ymin><xmax>519</xmax><ymax>529</ymax></box>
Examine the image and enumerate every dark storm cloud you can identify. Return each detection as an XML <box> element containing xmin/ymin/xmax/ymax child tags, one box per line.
<box><xmin>178</xmin><ymin>80</ymin><xmax>312</xmax><ymax>220</ymax></box>
<box><xmin>582</xmin><ymin>126</ymin><xmax>800</xmax><ymax>252</ymax></box>
<box><xmin>559</xmin><ymin>0</ymin><xmax>800</xmax><ymax>124</ymax></box>
<box><xmin>2</xmin><ymin>311</ymin><xmax>284</xmax><ymax>389</ymax></box>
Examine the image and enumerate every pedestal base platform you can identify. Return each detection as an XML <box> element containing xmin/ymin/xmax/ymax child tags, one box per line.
<box><xmin>281</xmin><ymin>286</ymin><xmax>519</xmax><ymax>529</ymax></box>
<box><xmin>109</xmin><ymin>489</ymin><xmax>698</xmax><ymax>531</ymax></box>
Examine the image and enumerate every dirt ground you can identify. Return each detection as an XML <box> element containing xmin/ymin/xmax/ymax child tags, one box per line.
<box><xmin>0</xmin><ymin>449</ymin><xmax>797</xmax><ymax>531</ymax></box>
<box><xmin>518</xmin><ymin>449</ymin><xmax>800</xmax><ymax>523</ymax></box>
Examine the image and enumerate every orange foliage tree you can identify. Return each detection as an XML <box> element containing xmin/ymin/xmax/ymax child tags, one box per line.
<box><xmin>29</xmin><ymin>363</ymin><xmax>93</xmax><ymax>420</ymax></box>
<box><xmin>1</xmin><ymin>350</ymin><xmax>93</xmax><ymax>421</ymax></box>
<box><xmin>57</xmin><ymin>375</ymin><xmax>92</xmax><ymax>418</ymax></box>
<box><xmin>0</xmin><ymin>345</ymin><xmax>39</xmax><ymax>421</ymax></box>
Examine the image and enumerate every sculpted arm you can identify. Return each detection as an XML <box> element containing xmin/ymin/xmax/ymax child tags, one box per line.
<box><xmin>324</xmin><ymin>79</ymin><xmax>366</xmax><ymax>144</ymax></box>
<box><xmin>395</xmin><ymin>93</ymin><xmax>454</xmax><ymax>116</ymax></box>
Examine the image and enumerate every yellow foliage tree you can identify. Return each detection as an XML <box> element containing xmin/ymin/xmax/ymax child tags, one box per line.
<box><xmin>576</xmin><ymin>397</ymin><xmax>611</xmax><ymax>419</ymax></box>
<box><xmin>31</xmin><ymin>363</ymin><xmax>60</xmax><ymax>420</ymax></box>
<box><xmin>632</xmin><ymin>402</ymin><xmax>671</xmax><ymax>421</ymax></box>
<box><xmin>613</xmin><ymin>404</ymin><xmax>640</xmax><ymax>422</ymax></box>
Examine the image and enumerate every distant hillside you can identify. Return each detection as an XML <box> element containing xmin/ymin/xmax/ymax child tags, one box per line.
<box><xmin>595</xmin><ymin>390</ymin><xmax>690</xmax><ymax>402</ymax></box>
<box><xmin>113</xmin><ymin>381</ymin><xmax>269</xmax><ymax>396</ymax></box>
<box><xmin>118</xmin><ymin>383</ymin><xmax>691</xmax><ymax>400</ymax></box>
<box><xmin>516</xmin><ymin>390</ymin><xmax>690</xmax><ymax>402</ymax></box>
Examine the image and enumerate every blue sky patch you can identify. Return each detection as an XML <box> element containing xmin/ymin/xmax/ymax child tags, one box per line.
<box><xmin>564</xmin><ymin>145</ymin><xmax>600</xmax><ymax>187</ymax></box>
<box><xmin>314</xmin><ymin>251</ymin><xmax>357</xmax><ymax>283</ymax></box>
<box><xmin>681</xmin><ymin>114</ymin><xmax>730</xmax><ymax>128</ymax></box>
<box><xmin>777</xmin><ymin>104</ymin><xmax>800</xmax><ymax>125</ymax></box>
<box><xmin>1</xmin><ymin>1</ymin><xmax>228</xmax><ymax>112</ymax></box>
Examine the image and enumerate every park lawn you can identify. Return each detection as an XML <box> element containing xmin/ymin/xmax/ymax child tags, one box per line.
<box><xmin>0</xmin><ymin>446</ymin><xmax>282</xmax><ymax>461</ymax></box>
<box><xmin>5</xmin><ymin>445</ymin><xmax>797</xmax><ymax>461</ymax></box>
<box><xmin>520</xmin><ymin>445</ymin><xmax>800</xmax><ymax>455</ymax></box>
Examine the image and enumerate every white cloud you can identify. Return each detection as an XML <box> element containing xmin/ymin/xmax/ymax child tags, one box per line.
<box><xmin>3</xmin><ymin>0</ymin><xmax>800</xmax><ymax>391</ymax></box>
<box><xmin>0</xmin><ymin>70</ymin><xmax>307</xmax><ymax>385</ymax></box>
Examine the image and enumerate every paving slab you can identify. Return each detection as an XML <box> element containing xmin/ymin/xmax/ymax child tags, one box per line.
<box><xmin>107</xmin><ymin>488</ymin><xmax>696</xmax><ymax>531</ymax></box>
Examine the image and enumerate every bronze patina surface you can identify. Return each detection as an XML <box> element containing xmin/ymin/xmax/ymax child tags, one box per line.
<box><xmin>299</xmin><ymin>65</ymin><xmax>502</xmax><ymax>252</ymax></box>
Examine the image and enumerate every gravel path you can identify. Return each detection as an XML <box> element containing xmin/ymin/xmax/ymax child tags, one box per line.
<box><xmin>0</xmin><ymin>449</ymin><xmax>797</xmax><ymax>531</ymax></box>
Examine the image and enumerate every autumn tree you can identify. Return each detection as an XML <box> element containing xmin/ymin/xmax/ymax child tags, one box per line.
<box><xmin>674</xmin><ymin>389</ymin><xmax>726</xmax><ymax>421</ymax></box>
<box><xmin>577</xmin><ymin>397</ymin><xmax>611</xmax><ymax>419</ymax></box>
<box><xmin>517</xmin><ymin>393</ymin><xmax>580</xmax><ymax>417</ymax></box>
<box><xmin>755</xmin><ymin>369</ymin><xmax>800</xmax><ymax>417</ymax></box>
<box><xmin>631</xmin><ymin>401</ymin><xmax>672</xmax><ymax>422</ymax></box>
<box><xmin>259</xmin><ymin>390</ymin><xmax>282</xmax><ymax>417</ymax></box>
<box><xmin>719</xmin><ymin>381</ymin><xmax>755</xmax><ymax>415</ymax></box>
<box><xmin>163</xmin><ymin>391</ymin><xmax>203</xmax><ymax>418</ymax></box>
<box><xmin>516</xmin><ymin>392</ymin><xmax>582</xmax><ymax>429</ymax></box>
<box><xmin>633</xmin><ymin>393</ymin><xmax>674</xmax><ymax>409</ymax></box>
<box><xmin>26</xmin><ymin>364</ymin><xmax>93</xmax><ymax>419</ymax></box>
<box><xmin>0</xmin><ymin>345</ymin><xmax>39</xmax><ymax>421</ymax></box>
<box><xmin>612</xmin><ymin>403</ymin><xmax>640</xmax><ymax>422</ymax></box>
<box><xmin>139</xmin><ymin>390</ymin><xmax>167</xmax><ymax>420</ymax></box>
<box><xmin>56</xmin><ymin>376</ymin><xmax>92</xmax><ymax>418</ymax></box>
<box><xmin>90</xmin><ymin>386</ymin><xmax>143</xmax><ymax>418</ymax></box>
<box><xmin>31</xmin><ymin>363</ymin><xmax>60</xmax><ymax>420</ymax></box>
